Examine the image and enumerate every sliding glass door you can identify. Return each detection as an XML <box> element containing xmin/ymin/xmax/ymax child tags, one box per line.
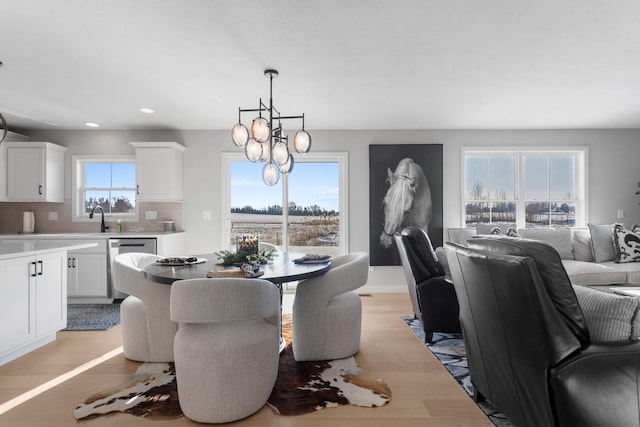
<box><xmin>222</xmin><ymin>152</ymin><xmax>348</xmax><ymax>256</ymax></box>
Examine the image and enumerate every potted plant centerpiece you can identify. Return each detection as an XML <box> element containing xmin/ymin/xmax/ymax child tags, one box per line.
<box><xmin>214</xmin><ymin>235</ymin><xmax>277</xmax><ymax>277</ymax></box>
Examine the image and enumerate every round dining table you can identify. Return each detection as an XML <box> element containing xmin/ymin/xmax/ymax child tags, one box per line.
<box><xmin>143</xmin><ymin>252</ymin><xmax>331</xmax><ymax>286</ymax></box>
<box><xmin>143</xmin><ymin>252</ymin><xmax>331</xmax><ymax>353</ymax></box>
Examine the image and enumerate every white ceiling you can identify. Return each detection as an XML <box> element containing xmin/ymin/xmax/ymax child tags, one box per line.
<box><xmin>1</xmin><ymin>0</ymin><xmax>640</xmax><ymax>131</ymax></box>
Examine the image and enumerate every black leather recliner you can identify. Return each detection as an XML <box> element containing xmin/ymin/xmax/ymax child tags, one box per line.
<box><xmin>446</xmin><ymin>235</ymin><xmax>640</xmax><ymax>427</ymax></box>
<box><xmin>394</xmin><ymin>226</ymin><xmax>460</xmax><ymax>342</ymax></box>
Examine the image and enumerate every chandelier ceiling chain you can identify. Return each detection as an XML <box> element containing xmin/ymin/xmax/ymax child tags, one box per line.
<box><xmin>231</xmin><ymin>69</ymin><xmax>312</xmax><ymax>186</ymax></box>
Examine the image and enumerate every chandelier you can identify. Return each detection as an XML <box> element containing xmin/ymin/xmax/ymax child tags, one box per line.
<box><xmin>231</xmin><ymin>69</ymin><xmax>311</xmax><ymax>186</ymax></box>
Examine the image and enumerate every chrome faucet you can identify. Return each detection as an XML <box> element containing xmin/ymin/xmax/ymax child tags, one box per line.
<box><xmin>89</xmin><ymin>205</ymin><xmax>108</xmax><ymax>233</ymax></box>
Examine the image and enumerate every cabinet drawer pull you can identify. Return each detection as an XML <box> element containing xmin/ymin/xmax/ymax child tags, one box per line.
<box><xmin>38</xmin><ymin>260</ymin><xmax>43</xmax><ymax>275</ymax></box>
<box><xmin>68</xmin><ymin>257</ymin><xmax>72</xmax><ymax>268</ymax></box>
<box><xmin>38</xmin><ymin>185</ymin><xmax>43</xmax><ymax>195</ymax></box>
<box><xmin>136</xmin><ymin>185</ymin><xmax>140</xmax><ymax>195</ymax></box>
<box><xmin>72</xmin><ymin>258</ymin><xmax>76</xmax><ymax>268</ymax></box>
<box><xmin>31</xmin><ymin>261</ymin><xmax>37</xmax><ymax>277</ymax></box>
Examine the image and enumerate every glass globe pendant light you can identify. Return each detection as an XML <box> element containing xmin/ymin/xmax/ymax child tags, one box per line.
<box><xmin>278</xmin><ymin>153</ymin><xmax>295</xmax><ymax>174</ymax></box>
<box><xmin>262</xmin><ymin>162</ymin><xmax>280</xmax><ymax>186</ymax></box>
<box><xmin>251</xmin><ymin>117</ymin><xmax>270</xmax><ymax>143</ymax></box>
<box><xmin>271</xmin><ymin>140</ymin><xmax>290</xmax><ymax>165</ymax></box>
<box><xmin>231</xmin><ymin>123</ymin><xmax>249</xmax><ymax>147</ymax></box>
<box><xmin>293</xmin><ymin>129</ymin><xmax>311</xmax><ymax>154</ymax></box>
<box><xmin>0</xmin><ymin>62</ymin><xmax>8</xmax><ymax>145</ymax></box>
<box><xmin>245</xmin><ymin>138</ymin><xmax>263</xmax><ymax>162</ymax></box>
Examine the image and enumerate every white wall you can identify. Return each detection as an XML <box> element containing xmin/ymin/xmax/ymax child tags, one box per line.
<box><xmin>19</xmin><ymin>128</ymin><xmax>640</xmax><ymax>292</ymax></box>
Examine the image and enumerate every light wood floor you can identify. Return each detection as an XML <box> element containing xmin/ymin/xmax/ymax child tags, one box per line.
<box><xmin>0</xmin><ymin>293</ymin><xmax>492</xmax><ymax>427</ymax></box>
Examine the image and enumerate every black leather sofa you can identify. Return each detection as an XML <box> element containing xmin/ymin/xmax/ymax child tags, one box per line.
<box><xmin>445</xmin><ymin>235</ymin><xmax>640</xmax><ymax>427</ymax></box>
<box><xmin>394</xmin><ymin>226</ymin><xmax>460</xmax><ymax>342</ymax></box>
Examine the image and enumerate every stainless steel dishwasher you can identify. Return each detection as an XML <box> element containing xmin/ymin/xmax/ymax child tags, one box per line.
<box><xmin>108</xmin><ymin>238</ymin><xmax>157</xmax><ymax>299</ymax></box>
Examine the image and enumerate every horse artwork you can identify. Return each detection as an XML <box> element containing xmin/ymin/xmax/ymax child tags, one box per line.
<box><xmin>379</xmin><ymin>158</ymin><xmax>432</xmax><ymax>249</ymax></box>
<box><xmin>369</xmin><ymin>144</ymin><xmax>442</xmax><ymax>266</ymax></box>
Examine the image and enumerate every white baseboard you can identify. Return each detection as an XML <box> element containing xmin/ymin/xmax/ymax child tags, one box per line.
<box><xmin>68</xmin><ymin>297</ymin><xmax>114</xmax><ymax>304</ymax></box>
<box><xmin>0</xmin><ymin>334</ymin><xmax>56</xmax><ymax>366</ymax></box>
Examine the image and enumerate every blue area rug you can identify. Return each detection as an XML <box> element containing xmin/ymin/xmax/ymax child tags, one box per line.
<box><xmin>402</xmin><ymin>316</ymin><xmax>514</xmax><ymax>426</ymax></box>
<box><xmin>64</xmin><ymin>303</ymin><xmax>121</xmax><ymax>331</ymax></box>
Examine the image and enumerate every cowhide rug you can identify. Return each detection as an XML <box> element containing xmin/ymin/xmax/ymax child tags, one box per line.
<box><xmin>73</xmin><ymin>315</ymin><xmax>391</xmax><ymax>420</ymax></box>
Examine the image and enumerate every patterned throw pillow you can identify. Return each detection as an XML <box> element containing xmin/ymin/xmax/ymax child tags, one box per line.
<box><xmin>490</xmin><ymin>226</ymin><xmax>520</xmax><ymax>237</ymax></box>
<box><xmin>613</xmin><ymin>224</ymin><xmax>640</xmax><ymax>263</ymax></box>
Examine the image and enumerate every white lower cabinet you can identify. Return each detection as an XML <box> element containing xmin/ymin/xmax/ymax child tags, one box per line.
<box><xmin>0</xmin><ymin>256</ymin><xmax>35</xmax><ymax>354</ymax></box>
<box><xmin>35</xmin><ymin>252</ymin><xmax>67</xmax><ymax>337</ymax></box>
<box><xmin>67</xmin><ymin>252</ymin><xmax>108</xmax><ymax>298</ymax></box>
<box><xmin>0</xmin><ymin>251</ymin><xmax>67</xmax><ymax>365</ymax></box>
<box><xmin>44</xmin><ymin>239</ymin><xmax>108</xmax><ymax>302</ymax></box>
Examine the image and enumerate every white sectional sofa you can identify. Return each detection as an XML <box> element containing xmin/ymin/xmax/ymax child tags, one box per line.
<box><xmin>447</xmin><ymin>223</ymin><xmax>640</xmax><ymax>287</ymax></box>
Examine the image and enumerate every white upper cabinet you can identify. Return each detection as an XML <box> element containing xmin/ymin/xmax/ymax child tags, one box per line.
<box><xmin>5</xmin><ymin>141</ymin><xmax>67</xmax><ymax>202</ymax></box>
<box><xmin>130</xmin><ymin>142</ymin><xmax>185</xmax><ymax>202</ymax></box>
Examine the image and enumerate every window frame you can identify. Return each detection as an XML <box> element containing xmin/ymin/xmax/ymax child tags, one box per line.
<box><xmin>220</xmin><ymin>151</ymin><xmax>349</xmax><ymax>254</ymax></box>
<box><xmin>461</xmin><ymin>147</ymin><xmax>588</xmax><ymax>228</ymax></box>
<box><xmin>71</xmin><ymin>154</ymin><xmax>138</xmax><ymax>222</ymax></box>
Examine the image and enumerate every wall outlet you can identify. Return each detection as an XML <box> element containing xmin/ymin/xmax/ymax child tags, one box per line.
<box><xmin>145</xmin><ymin>211</ymin><xmax>157</xmax><ymax>220</ymax></box>
<box><xmin>48</xmin><ymin>212</ymin><xmax>58</xmax><ymax>221</ymax></box>
<box><xmin>202</xmin><ymin>211</ymin><xmax>212</xmax><ymax>220</ymax></box>
<box><xmin>618</xmin><ymin>209</ymin><xmax>624</xmax><ymax>219</ymax></box>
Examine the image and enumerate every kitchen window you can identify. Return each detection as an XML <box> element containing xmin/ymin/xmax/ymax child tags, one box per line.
<box><xmin>463</xmin><ymin>148</ymin><xmax>588</xmax><ymax>228</ymax></box>
<box><xmin>72</xmin><ymin>155</ymin><xmax>137</xmax><ymax>221</ymax></box>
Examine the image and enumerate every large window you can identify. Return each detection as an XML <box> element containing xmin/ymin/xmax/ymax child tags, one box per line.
<box><xmin>221</xmin><ymin>152</ymin><xmax>348</xmax><ymax>256</ymax></box>
<box><xmin>72</xmin><ymin>155</ymin><xmax>137</xmax><ymax>221</ymax></box>
<box><xmin>463</xmin><ymin>148</ymin><xmax>587</xmax><ymax>228</ymax></box>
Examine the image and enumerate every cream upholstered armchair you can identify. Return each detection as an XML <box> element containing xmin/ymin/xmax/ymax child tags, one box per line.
<box><xmin>112</xmin><ymin>252</ymin><xmax>177</xmax><ymax>362</ymax></box>
<box><xmin>170</xmin><ymin>278</ymin><xmax>281</xmax><ymax>423</ymax></box>
<box><xmin>292</xmin><ymin>252</ymin><xmax>369</xmax><ymax>361</ymax></box>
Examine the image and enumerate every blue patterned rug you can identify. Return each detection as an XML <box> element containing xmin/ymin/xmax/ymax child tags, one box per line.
<box><xmin>402</xmin><ymin>316</ymin><xmax>514</xmax><ymax>426</ymax></box>
<box><xmin>64</xmin><ymin>303</ymin><xmax>121</xmax><ymax>331</ymax></box>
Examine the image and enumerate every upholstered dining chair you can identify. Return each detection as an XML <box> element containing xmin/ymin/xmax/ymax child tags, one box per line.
<box><xmin>170</xmin><ymin>278</ymin><xmax>281</xmax><ymax>424</ymax></box>
<box><xmin>112</xmin><ymin>252</ymin><xmax>177</xmax><ymax>362</ymax></box>
<box><xmin>292</xmin><ymin>252</ymin><xmax>369</xmax><ymax>361</ymax></box>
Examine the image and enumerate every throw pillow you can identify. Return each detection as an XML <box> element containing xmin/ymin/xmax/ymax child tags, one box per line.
<box><xmin>490</xmin><ymin>226</ymin><xmax>519</xmax><ymax>237</ymax></box>
<box><xmin>518</xmin><ymin>228</ymin><xmax>573</xmax><ymax>260</ymax></box>
<box><xmin>587</xmin><ymin>223</ymin><xmax>620</xmax><ymax>263</ymax></box>
<box><xmin>572</xmin><ymin>284</ymin><xmax>640</xmax><ymax>341</ymax></box>
<box><xmin>613</xmin><ymin>224</ymin><xmax>640</xmax><ymax>263</ymax></box>
<box><xmin>476</xmin><ymin>223</ymin><xmax>516</xmax><ymax>235</ymax></box>
<box><xmin>572</xmin><ymin>228</ymin><xmax>594</xmax><ymax>262</ymax></box>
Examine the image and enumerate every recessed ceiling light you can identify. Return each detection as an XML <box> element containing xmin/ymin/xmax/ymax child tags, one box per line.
<box><xmin>84</xmin><ymin>122</ymin><xmax>100</xmax><ymax>128</ymax></box>
<box><xmin>140</xmin><ymin>108</ymin><xmax>154</xmax><ymax>114</ymax></box>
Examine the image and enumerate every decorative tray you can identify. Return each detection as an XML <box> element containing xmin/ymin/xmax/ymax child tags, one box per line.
<box><xmin>293</xmin><ymin>254</ymin><xmax>332</xmax><ymax>264</ymax></box>
<box><xmin>155</xmin><ymin>257</ymin><xmax>207</xmax><ymax>266</ymax></box>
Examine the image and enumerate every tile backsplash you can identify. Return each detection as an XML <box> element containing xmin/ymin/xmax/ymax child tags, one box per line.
<box><xmin>0</xmin><ymin>201</ymin><xmax>183</xmax><ymax>234</ymax></box>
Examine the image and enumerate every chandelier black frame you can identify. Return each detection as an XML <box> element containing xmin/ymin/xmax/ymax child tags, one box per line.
<box><xmin>231</xmin><ymin>69</ymin><xmax>311</xmax><ymax>186</ymax></box>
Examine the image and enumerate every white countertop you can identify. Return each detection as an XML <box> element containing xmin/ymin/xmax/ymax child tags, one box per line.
<box><xmin>0</xmin><ymin>241</ymin><xmax>99</xmax><ymax>260</ymax></box>
<box><xmin>0</xmin><ymin>232</ymin><xmax>184</xmax><ymax>240</ymax></box>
